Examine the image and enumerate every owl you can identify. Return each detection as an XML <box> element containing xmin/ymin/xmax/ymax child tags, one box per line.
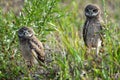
<box><xmin>83</xmin><ymin>4</ymin><xmax>104</xmax><ymax>55</ymax></box>
<box><xmin>18</xmin><ymin>27</ymin><xmax>45</xmax><ymax>67</ymax></box>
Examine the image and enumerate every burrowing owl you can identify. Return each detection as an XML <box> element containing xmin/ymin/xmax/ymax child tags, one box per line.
<box><xmin>83</xmin><ymin>4</ymin><xmax>104</xmax><ymax>55</ymax></box>
<box><xmin>18</xmin><ymin>27</ymin><xmax>45</xmax><ymax>67</ymax></box>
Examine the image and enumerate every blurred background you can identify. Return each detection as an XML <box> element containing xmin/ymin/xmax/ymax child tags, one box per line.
<box><xmin>0</xmin><ymin>0</ymin><xmax>120</xmax><ymax>80</ymax></box>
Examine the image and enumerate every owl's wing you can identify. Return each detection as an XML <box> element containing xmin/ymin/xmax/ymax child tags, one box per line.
<box><xmin>29</xmin><ymin>37</ymin><xmax>45</xmax><ymax>62</ymax></box>
<box><xmin>83</xmin><ymin>20</ymin><xmax>88</xmax><ymax>45</ymax></box>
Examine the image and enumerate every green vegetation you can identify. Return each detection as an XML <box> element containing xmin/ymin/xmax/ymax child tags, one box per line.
<box><xmin>0</xmin><ymin>0</ymin><xmax>120</xmax><ymax>79</ymax></box>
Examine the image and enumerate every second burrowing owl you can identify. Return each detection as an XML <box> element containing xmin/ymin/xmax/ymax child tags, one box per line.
<box><xmin>83</xmin><ymin>4</ymin><xmax>104</xmax><ymax>55</ymax></box>
<box><xmin>18</xmin><ymin>27</ymin><xmax>45</xmax><ymax>67</ymax></box>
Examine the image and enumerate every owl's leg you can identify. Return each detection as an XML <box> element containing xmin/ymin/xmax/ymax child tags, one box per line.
<box><xmin>84</xmin><ymin>47</ymin><xmax>91</xmax><ymax>59</ymax></box>
<box><xmin>96</xmin><ymin>46</ymin><xmax>99</xmax><ymax>55</ymax></box>
<box><xmin>25</xmin><ymin>60</ymin><xmax>33</xmax><ymax>77</ymax></box>
<box><xmin>87</xmin><ymin>48</ymin><xmax>91</xmax><ymax>54</ymax></box>
<box><xmin>26</xmin><ymin>60</ymin><xmax>37</xmax><ymax>78</ymax></box>
<box><xmin>26</xmin><ymin>60</ymin><xmax>33</xmax><ymax>68</ymax></box>
<box><xmin>96</xmin><ymin>39</ymin><xmax>102</xmax><ymax>55</ymax></box>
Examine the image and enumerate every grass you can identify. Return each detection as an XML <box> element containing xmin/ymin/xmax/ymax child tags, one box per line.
<box><xmin>0</xmin><ymin>0</ymin><xmax>120</xmax><ymax>80</ymax></box>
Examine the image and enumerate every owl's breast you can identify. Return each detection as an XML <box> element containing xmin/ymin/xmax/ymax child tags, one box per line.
<box><xmin>19</xmin><ymin>41</ymin><xmax>33</xmax><ymax>60</ymax></box>
<box><xmin>85</xmin><ymin>22</ymin><xmax>102</xmax><ymax>47</ymax></box>
<box><xmin>87</xmin><ymin>23</ymin><xmax>101</xmax><ymax>36</ymax></box>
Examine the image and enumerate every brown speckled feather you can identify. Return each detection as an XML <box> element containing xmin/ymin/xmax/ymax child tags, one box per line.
<box><xmin>29</xmin><ymin>36</ymin><xmax>45</xmax><ymax>62</ymax></box>
<box><xmin>18</xmin><ymin>27</ymin><xmax>45</xmax><ymax>67</ymax></box>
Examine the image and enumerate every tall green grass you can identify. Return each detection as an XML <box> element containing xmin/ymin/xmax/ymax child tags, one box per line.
<box><xmin>0</xmin><ymin>0</ymin><xmax>120</xmax><ymax>80</ymax></box>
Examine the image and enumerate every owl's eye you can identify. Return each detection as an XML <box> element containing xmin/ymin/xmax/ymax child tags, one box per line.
<box><xmin>18</xmin><ymin>31</ymin><xmax>24</xmax><ymax>37</ymax></box>
<box><xmin>93</xmin><ymin>9</ymin><xmax>98</xmax><ymax>13</ymax></box>
<box><xmin>85</xmin><ymin>8</ymin><xmax>89</xmax><ymax>12</ymax></box>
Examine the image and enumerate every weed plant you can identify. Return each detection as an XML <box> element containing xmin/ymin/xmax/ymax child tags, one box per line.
<box><xmin>0</xmin><ymin>0</ymin><xmax>120</xmax><ymax>80</ymax></box>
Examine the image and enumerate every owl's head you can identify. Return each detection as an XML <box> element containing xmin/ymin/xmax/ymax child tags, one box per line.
<box><xmin>18</xmin><ymin>27</ymin><xmax>34</xmax><ymax>39</ymax></box>
<box><xmin>85</xmin><ymin>4</ymin><xmax>101</xmax><ymax>18</ymax></box>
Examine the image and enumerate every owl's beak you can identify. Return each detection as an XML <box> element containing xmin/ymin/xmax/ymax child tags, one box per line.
<box><xmin>24</xmin><ymin>31</ymin><xmax>28</xmax><ymax>35</ymax></box>
<box><xmin>89</xmin><ymin>10</ymin><xmax>93</xmax><ymax>16</ymax></box>
<box><xmin>24</xmin><ymin>30</ymin><xmax>33</xmax><ymax>37</ymax></box>
<box><xmin>23</xmin><ymin>30</ymin><xmax>29</xmax><ymax>36</ymax></box>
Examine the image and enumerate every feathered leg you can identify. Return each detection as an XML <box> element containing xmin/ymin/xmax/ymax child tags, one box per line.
<box><xmin>96</xmin><ymin>39</ymin><xmax>102</xmax><ymax>55</ymax></box>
